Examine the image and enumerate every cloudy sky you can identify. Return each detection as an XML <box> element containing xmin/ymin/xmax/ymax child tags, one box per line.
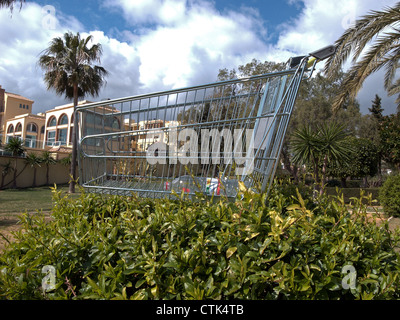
<box><xmin>0</xmin><ymin>0</ymin><xmax>398</xmax><ymax>115</ymax></box>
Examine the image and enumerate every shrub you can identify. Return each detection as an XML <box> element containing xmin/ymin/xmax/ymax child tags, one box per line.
<box><xmin>0</xmin><ymin>181</ymin><xmax>400</xmax><ymax>300</ymax></box>
<box><xmin>379</xmin><ymin>174</ymin><xmax>400</xmax><ymax>217</ymax></box>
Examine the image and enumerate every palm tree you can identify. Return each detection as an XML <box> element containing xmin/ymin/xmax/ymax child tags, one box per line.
<box><xmin>38</xmin><ymin>31</ymin><xmax>108</xmax><ymax>193</ymax></box>
<box><xmin>41</xmin><ymin>151</ymin><xmax>56</xmax><ymax>186</ymax></box>
<box><xmin>291</xmin><ymin>122</ymin><xmax>353</xmax><ymax>194</ymax></box>
<box><xmin>25</xmin><ymin>153</ymin><xmax>42</xmax><ymax>187</ymax></box>
<box><xmin>317</xmin><ymin>122</ymin><xmax>353</xmax><ymax>192</ymax></box>
<box><xmin>291</xmin><ymin>125</ymin><xmax>321</xmax><ymax>185</ymax></box>
<box><xmin>59</xmin><ymin>153</ymin><xmax>71</xmax><ymax>167</ymax></box>
<box><xmin>325</xmin><ymin>2</ymin><xmax>400</xmax><ymax>112</ymax></box>
<box><xmin>4</xmin><ymin>137</ymin><xmax>25</xmax><ymax>189</ymax></box>
<box><xmin>0</xmin><ymin>0</ymin><xmax>24</xmax><ymax>12</ymax></box>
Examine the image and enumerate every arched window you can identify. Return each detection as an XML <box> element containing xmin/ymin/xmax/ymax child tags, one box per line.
<box><xmin>15</xmin><ymin>123</ymin><xmax>22</xmax><ymax>132</ymax></box>
<box><xmin>59</xmin><ymin>114</ymin><xmax>69</xmax><ymax>125</ymax></box>
<box><xmin>7</xmin><ymin>124</ymin><xmax>14</xmax><ymax>134</ymax></box>
<box><xmin>48</xmin><ymin>116</ymin><xmax>57</xmax><ymax>127</ymax></box>
<box><xmin>112</xmin><ymin>118</ymin><xmax>120</xmax><ymax>130</ymax></box>
<box><xmin>27</xmin><ymin>123</ymin><xmax>38</xmax><ymax>133</ymax></box>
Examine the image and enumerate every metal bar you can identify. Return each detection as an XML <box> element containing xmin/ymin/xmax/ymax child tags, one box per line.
<box><xmin>77</xmin><ymin>53</ymin><xmax>316</xmax><ymax>199</ymax></box>
<box><xmin>76</xmin><ymin>70</ymin><xmax>298</xmax><ymax>112</ymax></box>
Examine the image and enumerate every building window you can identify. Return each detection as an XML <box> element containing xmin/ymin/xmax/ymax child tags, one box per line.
<box><xmin>41</xmin><ymin>126</ymin><xmax>45</xmax><ymax>134</ymax></box>
<box><xmin>27</xmin><ymin>123</ymin><xmax>37</xmax><ymax>133</ymax></box>
<box><xmin>48</xmin><ymin>116</ymin><xmax>57</xmax><ymax>127</ymax></box>
<box><xmin>25</xmin><ymin>135</ymin><xmax>37</xmax><ymax>148</ymax></box>
<box><xmin>47</xmin><ymin>130</ymin><xmax>56</xmax><ymax>146</ymax></box>
<box><xmin>7</xmin><ymin>124</ymin><xmax>14</xmax><ymax>134</ymax></box>
<box><xmin>15</xmin><ymin>123</ymin><xmax>22</xmax><ymax>132</ymax></box>
<box><xmin>59</xmin><ymin>114</ymin><xmax>69</xmax><ymax>125</ymax></box>
<box><xmin>19</xmin><ymin>104</ymin><xmax>22</xmax><ymax>108</ymax></box>
<box><xmin>58</xmin><ymin>128</ymin><xmax>68</xmax><ymax>145</ymax></box>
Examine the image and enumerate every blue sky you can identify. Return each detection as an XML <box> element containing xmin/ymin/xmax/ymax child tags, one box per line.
<box><xmin>0</xmin><ymin>0</ymin><xmax>398</xmax><ymax>115</ymax></box>
<box><xmin>33</xmin><ymin>0</ymin><xmax>304</xmax><ymax>42</ymax></box>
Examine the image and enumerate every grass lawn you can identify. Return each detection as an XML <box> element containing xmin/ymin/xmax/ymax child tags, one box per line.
<box><xmin>0</xmin><ymin>185</ymin><xmax>81</xmax><ymax>251</ymax></box>
<box><xmin>0</xmin><ymin>185</ymin><xmax>80</xmax><ymax>215</ymax></box>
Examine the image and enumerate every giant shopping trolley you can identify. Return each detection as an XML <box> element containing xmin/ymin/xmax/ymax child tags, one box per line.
<box><xmin>76</xmin><ymin>46</ymin><xmax>335</xmax><ymax>199</ymax></box>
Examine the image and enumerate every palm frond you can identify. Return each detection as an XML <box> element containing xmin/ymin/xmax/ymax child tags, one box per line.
<box><xmin>38</xmin><ymin>31</ymin><xmax>108</xmax><ymax>101</ymax></box>
<box><xmin>0</xmin><ymin>0</ymin><xmax>25</xmax><ymax>12</ymax></box>
<box><xmin>325</xmin><ymin>3</ymin><xmax>400</xmax><ymax>77</ymax></box>
<box><xmin>325</xmin><ymin>2</ymin><xmax>400</xmax><ymax>111</ymax></box>
<box><xmin>331</xmin><ymin>28</ymin><xmax>400</xmax><ymax>112</ymax></box>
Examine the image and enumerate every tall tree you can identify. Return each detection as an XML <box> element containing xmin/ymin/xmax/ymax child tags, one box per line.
<box><xmin>379</xmin><ymin>114</ymin><xmax>400</xmax><ymax>170</ymax></box>
<box><xmin>4</xmin><ymin>137</ymin><xmax>25</xmax><ymax>189</ymax></box>
<box><xmin>327</xmin><ymin>137</ymin><xmax>379</xmax><ymax>188</ymax></box>
<box><xmin>38</xmin><ymin>31</ymin><xmax>108</xmax><ymax>193</ymax></box>
<box><xmin>369</xmin><ymin>94</ymin><xmax>384</xmax><ymax>121</ymax></box>
<box><xmin>325</xmin><ymin>3</ymin><xmax>400</xmax><ymax>112</ymax></box>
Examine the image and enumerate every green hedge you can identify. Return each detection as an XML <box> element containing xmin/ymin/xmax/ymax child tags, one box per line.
<box><xmin>325</xmin><ymin>187</ymin><xmax>380</xmax><ymax>205</ymax></box>
<box><xmin>0</xmin><ymin>182</ymin><xmax>400</xmax><ymax>300</ymax></box>
<box><xmin>379</xmin><ymin>174</ymin><xmax>400</xmax><ymax>217</ymax></box>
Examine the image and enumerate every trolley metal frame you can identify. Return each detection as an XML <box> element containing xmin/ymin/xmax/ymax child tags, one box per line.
<box><xmin>76</xmin><ymin>46</ymin><xmax>335</xmax><ymax>199</ymax></box>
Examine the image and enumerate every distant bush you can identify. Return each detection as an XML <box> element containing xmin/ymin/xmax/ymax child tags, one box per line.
<box><xmin>0</xmin><ymin>181</ymin><xmax>400</xmax><ymax>300</ymax></box>
<box><xmin>325</xmin><ymin>187</ymin><xmax>380</xmax><ymax>205</ymax></box>
<box><xmin>380</xmin><ymin>174</ymin><xmax>400</xmax><ymax>217</ymax></box>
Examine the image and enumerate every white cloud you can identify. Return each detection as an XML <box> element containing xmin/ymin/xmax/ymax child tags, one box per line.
<box><xmin>276</xmin><ymin>0</ymin><xmax>399</xmax><ymax>114</ymax></box>
<box><xmin>86</xmin><ymin>31</ymin><xmax>141</xmax><ymax>99</ymax></box>
<box><xmin>0</xmin><ymin>0</ymin><xmax>271</xmax><ymax>114</ymax></box>
<box><xmin>103</xmin><ymin>0</ymin><xmax>187</xmax><ymax>25</ymax></box>
<box><xmin>0</xmin><ymin>3</ymin><xmax>142</xmax><ymax>112</ymax></box>
<box><xmin>278</xmin><ymin>0</ymin><xmax>398</xmax><ymax>54</ymax></box>
<box><xmin>0</xmin><ymin>0</ymin><xmax>399</xmax><ymax>116</ymax></box>
<box><xmin>104</xmin><ymin>0</ymin><xmax>269</xmax><ymax>91</ymax></box>
<box><xmin>0</xmin><ymin>3</ymin><xmax>68</xmax><ymax>111</ymax></box>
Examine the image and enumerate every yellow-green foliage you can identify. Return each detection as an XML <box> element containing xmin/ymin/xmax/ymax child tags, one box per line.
<box><xmin>1</xmin><ymin>181</ymin><xmax>400</xmax><ymax>300</ymax></box>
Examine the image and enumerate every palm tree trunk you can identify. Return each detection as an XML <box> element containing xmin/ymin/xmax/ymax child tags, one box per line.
<box><xmin>46</xmin><ymin>165</ymin><xmax>49</xmax><ymax>185</ymax></box>
<box><xmin>341</xmin><ymin>177</ymin><xmax>347</xmax><ymax>188</ymax></box>
<box><xmin>12</xmin><ymin>159</ymin><xmax>17</xmax><ymax>189</ymax></box>
<box><xmin>313</xmin><ymin>157</ymin><xmax>320</xmax><ymax>197</ymax></box>
<box><xmin>69</xmin><ymin>85</ymin><xmax>79</xmax><ymax>194</ymax></box>
<box><xmin>32</xmin><ymin>167</ymin><xmax>37</xmax><ymax>187</ymax></box>
<box><xmin>321</xmin><ymin>154</ymin><xmax>328</xmax><ymax>196</ymax></box>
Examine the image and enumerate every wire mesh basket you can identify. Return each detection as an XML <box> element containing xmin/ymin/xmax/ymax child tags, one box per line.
<box><xmin>76</xmin><ymin>46</ymin><xmax>335</xmax><ymax>199</ymax></box>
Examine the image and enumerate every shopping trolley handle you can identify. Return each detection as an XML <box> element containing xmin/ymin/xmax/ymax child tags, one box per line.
<box><xmin>287</xmin><ymin>45</ymin><xmax>336</xmax><ymax>70</ymax></box>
